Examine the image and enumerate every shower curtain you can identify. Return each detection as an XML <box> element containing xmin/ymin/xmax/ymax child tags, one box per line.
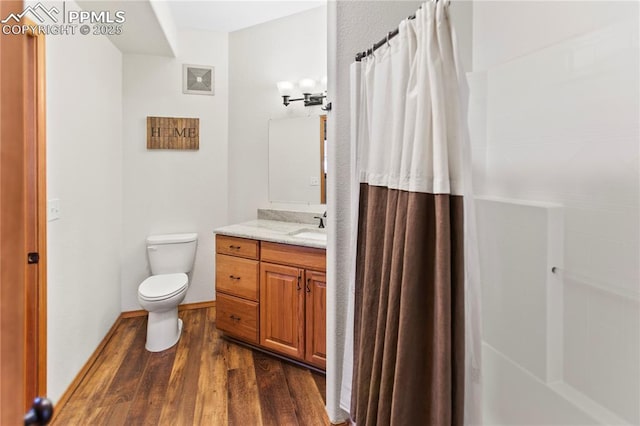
<box><xmin>340</xmin><ymin>1</ymin><xmax>482</xmax><ymax>424</ymax></box>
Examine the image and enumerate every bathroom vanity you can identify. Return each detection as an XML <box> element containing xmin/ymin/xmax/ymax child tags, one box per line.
<box><xmin>214</xmin><ymin>218</ymin><xmax>326</xmax><ymax>370</ymax></box>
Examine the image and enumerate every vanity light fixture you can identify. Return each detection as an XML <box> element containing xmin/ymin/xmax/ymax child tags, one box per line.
<box><xmin>277</xmin><ymin>77</ymin><xmax>328</xmax><ymax>108</ymax></box>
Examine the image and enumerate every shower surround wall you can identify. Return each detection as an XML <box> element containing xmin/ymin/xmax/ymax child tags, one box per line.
<box><xmin>471</xmin><ymin>1</ymin><xmax>639</xmax><ymax>424</ymax></box>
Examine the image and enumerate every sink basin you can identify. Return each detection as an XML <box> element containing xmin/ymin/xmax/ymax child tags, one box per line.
<box><xmin>289</xmin><ymin>229</ymin><xmax>327</xmax><ymax>242</ymax></box>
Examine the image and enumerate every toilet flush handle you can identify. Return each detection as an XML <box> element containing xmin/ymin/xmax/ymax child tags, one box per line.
<box><xmin>147</xmin><ymin>246</ymin><xmax>158</xmax><ymax>251</ymax></box>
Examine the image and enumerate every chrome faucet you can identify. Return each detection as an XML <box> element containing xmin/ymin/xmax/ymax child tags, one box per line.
<box><xmin>314</xmin><ymin>211</ymin><xmax>327</xmax><ymax>229</ymax></box>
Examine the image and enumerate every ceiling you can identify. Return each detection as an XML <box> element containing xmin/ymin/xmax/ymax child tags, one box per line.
<box><xmin>75</xmin><ymin>0</ymin><xmax>324</xmax><ymax>57</ymax></box>
<box><xmin>168</xmin><ymin>1</ymin><xmax>325</xmax><ymax>33</ymax></box>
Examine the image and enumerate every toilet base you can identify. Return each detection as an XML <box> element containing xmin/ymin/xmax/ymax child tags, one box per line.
<box><xmin>145</xmin><ymin>308</ymin><xmax>183</xmax><ymax>352</ymax></box>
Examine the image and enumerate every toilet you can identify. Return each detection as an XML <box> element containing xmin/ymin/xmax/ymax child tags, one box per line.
<box><xmin>137</xmin><ymin>232</ymin><xmax>198</xmax><ymax>352</ymax></box>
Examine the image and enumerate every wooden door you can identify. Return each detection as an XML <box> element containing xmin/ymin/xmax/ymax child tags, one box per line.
<box><xmin>260</xmin><ymin>262</ymin><xmax>305</xmax><ymax>359</ymax></box>
<box><xmin>1</xmin><ymin>1</ymin><xmax>28</xmax><ymax>421</ymax></box>
<box><xmin>305</xmin><ymin>270</ymin><xmax>327</xmax><ymax>369</ymax></box>
<box><xmin>24</xmin><ymin>18</ymin><xmax>48</xmax><ymax>408</ymax></box>
<box><xmin>0</xmin><ymin>4</ymin><xmax>48</xmax><ymax>421</ymax></box>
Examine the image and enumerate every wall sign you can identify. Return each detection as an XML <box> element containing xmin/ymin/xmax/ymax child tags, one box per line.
<box><xmin>147</xmin><ymin>116</ymin><xmax>199</xmax><ymax>150</ymax></box>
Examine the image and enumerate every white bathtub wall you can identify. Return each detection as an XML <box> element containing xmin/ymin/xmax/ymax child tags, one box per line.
<box><xmin>476</xmin><ymin>197</ymin><xmax>563</xmax><ymax>383</ymax></box>
<box><xmin>482</xmin><ymin>345</ymin><xmax>599</xmax><ymax>426</ymax></box>
<box><xmin>472</xmin><ymin>1</ymin><xmax>640</xmax><ymax>424</ymax></box>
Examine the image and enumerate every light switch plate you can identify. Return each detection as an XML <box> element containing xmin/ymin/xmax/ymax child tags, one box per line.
<box><xmin>48</xmin><ymin>199</ymin><xmax>61</xmax><ymax>221</ymax></box>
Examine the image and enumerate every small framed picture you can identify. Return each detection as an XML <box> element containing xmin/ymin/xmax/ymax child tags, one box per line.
<box><xmin>183</xmin><ymin>64</ymin><xmax>215</xmax><ymax>96</ymax></box>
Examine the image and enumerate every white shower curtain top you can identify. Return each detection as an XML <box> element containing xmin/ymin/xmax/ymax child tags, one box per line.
<box><xmin>357</xmin><ymin>1</ymin><xmax>465</xmax><ymax>195</ymax></box>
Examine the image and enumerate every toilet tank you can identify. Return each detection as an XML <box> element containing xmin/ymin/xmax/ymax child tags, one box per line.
<box><xmin>146</xmin><ymin>233</ymin><xmax>198</xmax><ymax>275</ymax></box>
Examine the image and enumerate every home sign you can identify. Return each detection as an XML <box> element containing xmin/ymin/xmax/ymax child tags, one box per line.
<box><xmin>147</xmin><ymin>116</ymin><xmax>199</xmax><ymax>150</ymax></box>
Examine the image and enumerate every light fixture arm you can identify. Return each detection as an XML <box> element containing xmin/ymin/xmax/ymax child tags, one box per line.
<box><xmin>281</xmin><ymin>93</ymin><xmax>326</xmax><ymax>107</ymax></box>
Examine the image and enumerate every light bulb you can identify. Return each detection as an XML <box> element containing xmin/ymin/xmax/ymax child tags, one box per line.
<box><xmin>298</xmin><ymin>78</ymin><xmax>317</xmax><ymax>94</ymax></box>
<box><xmin>277</xmin><ymin>81</ymin><xmax>294</xmax><ymax>97</ymax></box>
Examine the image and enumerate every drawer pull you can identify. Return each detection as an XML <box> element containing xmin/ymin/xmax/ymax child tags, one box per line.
<box><xmin>229</xmin><ymin>245</ymin><xmax>241</xmax><ymax>250</ymax></box>
<box><xmin>229</xmin><ymin>275</ymin><xmax>241</xmax><ymax>281</ymax></box>
<box><xmin>229</xmin><ymin>314</ymin><xmax>241</xmax><ymax>322</ymax></box>
<box><xmin>306</xmin><ymin>277</ymin><xmax>311</xmax><ymax>293</ymax></box>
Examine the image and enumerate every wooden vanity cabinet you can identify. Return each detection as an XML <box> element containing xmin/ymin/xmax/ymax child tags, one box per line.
<box><xmin>215</xmin><ymin>234</ymin><xmax>326</xmax><ymax>370</ymax></box>
<box><xmin>259</xmin><ymin>242</ymin><xmax>326</xmax><ymax>369</ymax></box>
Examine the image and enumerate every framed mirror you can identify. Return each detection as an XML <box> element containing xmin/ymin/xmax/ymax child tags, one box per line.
<box><xmin>268</xmin><ymin>115</ymin><xmax>327</xmax><ymax>204</ymax></box>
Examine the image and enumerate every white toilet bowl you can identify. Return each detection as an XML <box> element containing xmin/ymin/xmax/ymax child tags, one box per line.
<box><xmin>137</xmin><ymin>232</ymin><xmax>197</xmax><ymax>352</ymax></box>
<box><xmin>138</xmin><ymin>273</ymin><xmax>189</xmax><ymax>352</ymax></box>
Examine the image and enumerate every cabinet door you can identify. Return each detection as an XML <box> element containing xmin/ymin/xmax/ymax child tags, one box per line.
<box><xmin>305</xmin><ymin>270</ymin><xmax>326</xmax><ymax>369</ymax></box>
<box><xmin>260</xmin><ymin>262</ymin><xmax>305</xmax><ymax>359</ymax></box>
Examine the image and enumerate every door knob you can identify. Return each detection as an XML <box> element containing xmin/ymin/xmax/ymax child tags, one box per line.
<box><xmin>24</xmin><ymin>397</ymin><xmax>53</xmax><ymax>425</ymax></box>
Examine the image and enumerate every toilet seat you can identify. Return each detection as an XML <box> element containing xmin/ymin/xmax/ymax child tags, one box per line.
<box><xmin>138</xmin><ymin>273</ymin><xmax>188</xmax><ymax>301</ymax></box>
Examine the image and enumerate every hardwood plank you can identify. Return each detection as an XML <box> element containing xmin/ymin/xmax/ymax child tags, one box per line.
<box><xmin>53</xmin><ymin>308</ymin><xmax>329</xmax><ymax>425</ymax></box>
<box><xmin>70</xmin><ymin>317</ymin><xmax>142</xmax><ymax>402</ymax></box>
<box><xmin>157</xmin><ymin>309</ymin><xmax>205</xmax><ymax>425</ymax></box>
<box><xmin>253</xmin><ymin>351</ymin><xmax>299</xmax><ymax>426</ymax></box>
<box><xmin>50</xmin><ymin>400</ymin><xmax>87</xmax><ymax>425</ymax></box>
<box><xmin>193</xmin><ymin>307</ymin><xmax>228</xmax><ymax>424</ymax></box>
<box><xmin>87</xmin><ymin>401</ymin><xmax>132</xmax><ymax>426</ymax></box>
<box><xmin>312</xmin><ymin>370</ymin><xmax>327</xmax><ymax>405</ymax></box>
<box><xmin>125</xmin><ymin>344</ymin><xmax>178</xmax><ymax>425</ymax></box>
<box><xmin>283</xmin><ymin>363</ymin><xmax>330</xmax><ymax>425</ymax></box>
<box><xmin>223</xmin><ymin>337</ymin><xmax>254</xmax><ymax>370</ymax></box>
<box><xmin>101</xmin><ymin>318</ymin><xmax>149</xmax><ymax>406</ymax></box>
<box><xmin>227</xmin><ymin>367</ymin><xmax>263</xmax><ymax>426</ymax></box>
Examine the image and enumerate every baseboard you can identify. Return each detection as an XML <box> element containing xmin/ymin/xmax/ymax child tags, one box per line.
<box><xmin>52</xmin><ymin>301</ymin><xmax>216</xmax><ymax>419</ymax></box>
<box><xmin>120</xmin><ymin>300</ymin><xmax>216</xmax><ymax>318</ymax></box>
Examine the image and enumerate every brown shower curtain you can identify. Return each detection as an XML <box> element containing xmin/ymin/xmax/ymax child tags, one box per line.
<box><xmin>351</xmin><ymin>186</ymin><xmax>465</xmax><ymax>425</ymax></box>
<box><xmin>348</xmin><ymin>1</ymin><xmax>472</xmax><ymax>424</ymax></box>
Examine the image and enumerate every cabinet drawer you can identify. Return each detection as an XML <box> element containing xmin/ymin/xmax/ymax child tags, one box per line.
<box><xmin>261</xmin><ymin>242</ymin><xmax>326</xmax><ymax>271</ymax></box>
<box><xmin>216</xmin><ymin>235</ymin><xmax>259</xmax><ymax>259</ymax></box>
<box><xmin>216</xmin><ymin>254</ymin><xmax>259</xmax><ymax>301</ymax></box>
<box><xmin>216</xmin><ymin>294</ymin><xmax>259</xmax><ymax>344</ymax></box>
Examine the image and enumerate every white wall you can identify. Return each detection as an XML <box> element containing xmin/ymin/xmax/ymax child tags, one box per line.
<box><xmin>121</xmin><ymin>29</ymin><xmax>229</xmax><ymax>311</ymax></box>
<box><xmin>43</xmin><ymin>0</ymin><xmax>123</xmax><ymax>402</ymax></box>
<box><xmin>471</xmin><ymin>2</ymin><xmax>639</xmax><ymax>423</ymax></box>
<box><xmin>327</xmin><ymin>1</ymin><xmax>473</xmax><ymax>422</ymax></box>
<box><xmin>228</xmin><ymin>6</ymin><xmax>327</xmax><ymax>223</ymax></box>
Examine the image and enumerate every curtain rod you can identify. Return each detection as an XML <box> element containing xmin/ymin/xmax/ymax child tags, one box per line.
<box><xmin>354</xmin><ymin>1</ymin><xmax>445</xmax><ymax>62</ymax></box>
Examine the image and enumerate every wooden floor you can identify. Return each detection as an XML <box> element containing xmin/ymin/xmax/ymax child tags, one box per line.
<box><xmin>52</xmin><ymin>307</ymin><xmax>330</xmax><ymax>425</ymax></box>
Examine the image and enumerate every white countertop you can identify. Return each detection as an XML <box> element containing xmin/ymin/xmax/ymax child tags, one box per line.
<box><xmin>214</xmin><ymin>219</ymin><xmax>327</xmax><ymax>249</ymax></box>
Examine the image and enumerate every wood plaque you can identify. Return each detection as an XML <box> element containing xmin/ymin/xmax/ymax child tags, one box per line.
<box><xmin>147</xmin><ymin>116</ymin><xmax>199</xmax><ymax>150</ymax></box>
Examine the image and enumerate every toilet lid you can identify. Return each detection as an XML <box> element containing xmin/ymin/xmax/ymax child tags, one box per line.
<box><xmin>139</xmin><ymin>273</ymin><xmax>188</xmax><ymax>300</ymax></box>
